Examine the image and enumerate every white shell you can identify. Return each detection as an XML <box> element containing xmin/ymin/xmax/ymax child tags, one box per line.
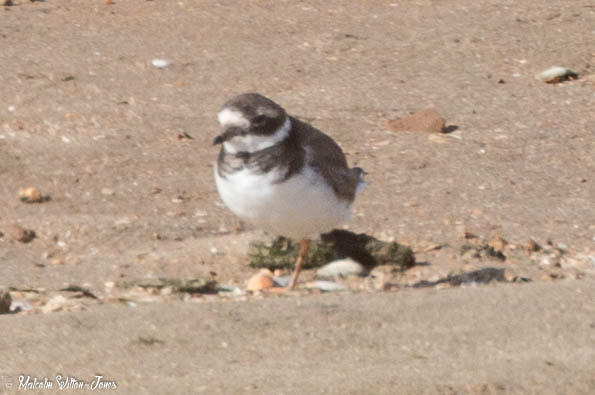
<box><xmin>316</xmin><ymin>258</ymin><xmax>365</xmax><ymax>278</ymax></box>
<box><xmin>151</xmin><ymin>58</ymin><xmax>171</xmax><ymax>68</ymax></box>
<box><xmin>536</xmin><ymin>66</ymin><xmax>576</xmax><ymax>82</ymax></box>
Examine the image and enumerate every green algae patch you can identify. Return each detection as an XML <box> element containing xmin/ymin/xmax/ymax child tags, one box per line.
<box><xmin>248</xmin><ymin>230</ymin><xmax>415</xmax><ymax>271</ymax></box>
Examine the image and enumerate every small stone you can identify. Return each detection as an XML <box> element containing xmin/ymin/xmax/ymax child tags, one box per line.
<box><xmin>51</xmin><ymin>259</ymin><xmax>63</xmax><ymax>265</ymax></box>
<box><xmin>375</xmin><ymin>280</ymin><xmax>391</xmax><ymax>291</ymax></box>
<box><xmin>556</xmin><ymin>243</ymin><xmax>568</xmax><ymax>253</ymax></box>
<box><xmin>272</xmin><ymin>275</ymin><xmax>291</xmax><ymax>288</ymax></box>
<box><xmin>101</xmin><ymin>188</ymin><xmax>115</xmax><ymax>196</ymax></box>
<box><xmin>3</xmin><ymin>224</ymin><xmax>36</xmax><ymax>243</ymax></box>
<box><xmin>42</xmin><ymin>295</ymin><xmax>69</xmax><ymax>313</ymax></box>
<box><xmin>152</xmin><ymin>58</ymin><xmax>171</xmax><ymax>69</ymax></box>
<box><xmin>304</xmin><ymin>280</ymin><xmax>347</xmax><ymax>292</ymax></box>
<box><xmin>543</xmin><ymin>270</ymin><xmax>565</xmax><ymax>280</ymax></box>
<box><xmin>488</xmin><ymin>235</ymin><xmax>508</xmax><ymax>254</ymax></box>
<box><xmin>316</xmin><ymin>258</ymin><xmax>365</xmax><ymax>278</ymax></box>
<box><xmin>176</xmin><ymin>131</ymin><xmax>194</xmax><ymax>140</ymax></box>
<box><xmin>42</xmin><ymin>250</ymin><xmax>56</xmax><ymax>259</ymax></box>
<box><xmin>368</xmin><ymin>265</ymin><xmax>395</xmax><ymax>291</ymax></box>
<box><xmin>539</xmin><ymin>255</ymin><xmax>552</xmax><ymax>266</ymax></box>
<box><xmin>0</xmin><ymin>288</ymin><xmax>12</xmax><ymax>314</ymax></box>
<box><xmin>160</xmin><ymin>286</ymin><xmax>173</xmax><ymax>296</ymax></box>
<box><xmin>536</xmin><ymin>66</ymin><xmax>578</xmax><ymax>83</ymax></box>
<box><xmin>10</xmin><ymin>300</ymin><xmax>33</xmax><ymax>313</ymax></box>
<box><xmin>387</xmin><ymin>108</ymin><xmax>446</xmax><ymax>133</ymax></box>
<box><xmin>464</xmin><ymin>231</ymin><xmax>478</xmax><ymax>239</ymax></box>
<box><xmin>461</xmin><ymin>247</ymin><xmax>481</xmax><ymax>260</ymax></box>
<box><xmin>246</xmin><ymin>273</ymin><xmax>274</xmax><ymax>291</ymax></box>
<box><xmin>19</xmin><ymin>187</ymin><xmax>44</xmax><ymax>203</ymax></box>
<box><xmin>503</xmin><ymin>271</ymin><xmax>517</xmax><ymax>282</ymax></box>
<box><xmin>526</xmin><ymin>239</ymin><xmax>541</xmax><ymax>253</ymax></box>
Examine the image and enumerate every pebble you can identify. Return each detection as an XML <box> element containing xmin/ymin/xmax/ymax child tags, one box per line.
<box><xmin>535</xmin><ymin>66</ymin><xmax>578</xmax><ymax>83</ymax></box>
<box><xmin>0</xmin><ymin>288</ymin><xmax>11</xmax><ymax>314</ymax></box>
<box><xmin>9</xmin><ymin>300</ymin><xmax>32</xmax><ymax>313</ymax></box>
<box><xmin>387</xmin><ymin>108</ymin><xmax>446</xmax><ymax>133</ymax></box>
<box><xmin>488</xmin><ymin>235</ymin><xmax>508</xmax><ymax>254</ymax></box>
<box><xmin>272</xmin><ymin>275</ymin><xmax>291</xmax><ymax>288</ymax></box>
<box><xmin>539</xmin><ymin>255</ymin><xmax>553</xmax><ymax>267</ymax></box>
<box><xmin>461</xmin><ymin>248</ymin><xmax>481</xmax><ymax>260</ymax></box>
<box><xmin>18</xmin><ymin>187</ymin><xmax>44</xmax><ymax>203</ymax></box>
<box><xmin>556</xmin><ymin>243</ymin><xmax>568</xmax><ymax>253</ymax></box>
<box><xmin>503</xmin><ymin>271</ymin><xmax>517</xmax><ymax>283</ymax></box>
<box><xmin>525</xmin><ymin>239</ymin><xmax>541</xmax><ymax>253</ymax></box>
<box><xmin>316</xmin><ymin>258</ymin><xmax>365</xmax><ymax>278</ymax></box>
<box><xmin>3</xmin><ymin>224</ymin><xmax>36</xmax><ymax>243</ymax></box>
<box><xmin>246</xmin><ymin>272</ymin><xmax>275</xmax><ymax>291</ymax></box>
<box><xmin>463</xmin><ymin>231</ymin><xmax>479</xmax><ymax>240</ymax></box>
<box><xmin>152</xmin><ymin>58</ymin><xmax>171</xmax><ymax>69</ymax></box>
<box><xmin>368</xmin><ymin>265</ymin><xmax>395</xmax><ymax>291</ymax></box>
<box><xmin>41</xmin><ymin>295</ymin><xmax>69</xmax><ymax>313</ymax></box>
<box><xmin>101</xmin><ymin>188</ymin><xmax>115</xmax><ymax>196</ymax></box>
<box><xmin>304</xmin><ymin>281</ymin><xmax>347</xmax><ymax>292</ymax></box>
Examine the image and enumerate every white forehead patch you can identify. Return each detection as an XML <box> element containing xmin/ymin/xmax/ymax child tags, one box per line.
<box><xmin>218</xmin><ymin>108</ymin><xmax>250</xmax><ymax>129</ymax></box>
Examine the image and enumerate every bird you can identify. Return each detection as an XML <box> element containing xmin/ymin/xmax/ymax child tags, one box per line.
<box><xmin>213</xmin><ymin>93</ymin><xmax>365</xmax><ymax>289</ymax></box>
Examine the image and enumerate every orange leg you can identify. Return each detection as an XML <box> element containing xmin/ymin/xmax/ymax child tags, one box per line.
<box><xmin>287</xmin><ymin>238</ymin><xmax>311</xmax><ymax>290</ymax></box>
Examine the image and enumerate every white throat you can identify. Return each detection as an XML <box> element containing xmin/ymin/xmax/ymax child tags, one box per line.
<box><xmin>222</xmin><ymin>117</ymin><xmax>291</xmax><ymax>154</ymax></box>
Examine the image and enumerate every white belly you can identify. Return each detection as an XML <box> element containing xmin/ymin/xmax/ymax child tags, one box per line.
<box><xmin>214</xmin><ymin>165</ymin><xmax>352</xmax><ymax>239</ymax></box>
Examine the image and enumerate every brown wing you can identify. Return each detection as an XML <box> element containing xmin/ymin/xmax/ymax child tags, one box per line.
<box><xmin>290</xmin><ymin>117</ymin><xmax>361</xmax><ymax>202</ymax></box>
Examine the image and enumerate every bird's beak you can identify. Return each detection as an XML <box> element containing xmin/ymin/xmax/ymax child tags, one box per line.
<box><xmin>213</xmin><ymin>127</ymin><xmax>244</xmax><ymax>145</ymax></box>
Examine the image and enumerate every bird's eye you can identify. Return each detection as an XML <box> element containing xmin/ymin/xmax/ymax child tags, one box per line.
<box><xmin>251</xmin><ymin>115</ymin><xmax>267</xmax><ymax>126</ymax></box>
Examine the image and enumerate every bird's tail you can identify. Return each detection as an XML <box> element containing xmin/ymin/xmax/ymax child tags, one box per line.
<box><xmin>353</xmin><ymin>167</ymin><xmax>368</xmax><ymax>194</ymax></box>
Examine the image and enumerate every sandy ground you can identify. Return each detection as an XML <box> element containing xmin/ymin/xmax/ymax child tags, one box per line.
<box><xmin>1</xmin><ymin>0</ymin><xmax>594</xmax><ymax>393</ymax></box>
<box><xmin>2</xmin><ymin>280</ymin><xmax>595</xmax><ymax>394</ymax></box>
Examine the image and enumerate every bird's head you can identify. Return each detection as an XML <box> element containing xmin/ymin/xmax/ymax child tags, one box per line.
<box><xmin>213</xmin><ymin>93</ymin><xmax>290</xmax><ymax>153</ymax></box>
